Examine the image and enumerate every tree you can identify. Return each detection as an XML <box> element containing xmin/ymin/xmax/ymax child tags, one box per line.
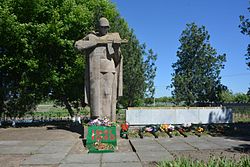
<box><xmin>144</xmin><ymin>49</ymin><xmax>157</xmax><ymax>99</ymax></box>
<box><xmin>171</xmin><ymin>23</ymin><xmax>227</xmax><ymax>106</ymax></box>
<box><xmin>0</xmin><ymin>0</ymin><xmax>124</xmax><ymax>117</ymax></box>
<box><xmin>247</xmin><ymin>89</ymin><xmax>250</xmax><ymax>102</ymax></box>
<box><xmin>219</xmin><ymin>90</ymin><xmax>234</xmax><ymax>103</ymax></box>
<box><xmin>233</xmin><ymin>93</ymin><xmax>249</xmax><ymax>103</ymax></box>
<box><xmin>0</xmin><ymin>0</ymin><xmax>155</xmax><ymax>117</ymax></box>
<box><xmin>118</xmin><ymin>30</ymin><xmax>146</xmax><ymax>107</ymax></box>
<box><xmin>239</xmin><ymin>2</ymin><xmax>250</xmax><ymax>69</ymax></box>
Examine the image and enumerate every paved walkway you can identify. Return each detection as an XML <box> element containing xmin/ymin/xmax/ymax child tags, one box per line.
<box><xmin>0</xmin><ymin>127</ymin><xmax>249</xmax><ymax>167</ymax></box>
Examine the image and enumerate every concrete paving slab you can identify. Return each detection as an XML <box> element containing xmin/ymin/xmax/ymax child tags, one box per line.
<box><xmin>0</xmin><ymin>146</ymin><xmax>39</xmax><ymax>154</ymax></box>
<box><xmin>157</xmin><ymin>137</ymin><xmax>184</xmax><ymax>143</ymax></box>
<box><xmin>62</xmin><ymin>154</ymin><xmax>101</xmax><ymax>164</ymax></box>
<box><xmin>186</xmin><ymin>141</ymin><xmax>225</xmax><ymax>150</ymax></box>
<box><xmin>21</xmin><ymin>153</ymin><xmax>66</xmax><ymax>165</ymax></box>
<box><xmin>20</xmin><ymin>165</ymin><xmax>59</xmax><ymax>167</ymax></box>
<box><xmin>59</xmin><ymin>163</ymin><xmax>99</xmax><ymax>167</ymax></box>
<box><xmin>102</xmin><ymin>162</ymin><xmax>142</xmax><ymax>167</ymax></box>
<box><xmin>205</xmin><ymin>136</ymin><xmax>227</xmax><ymax>142</ymax></box>
<box><xmin>117</xmin><ymin>139</ymin><xmax>133</xmax><ymax>152</ymax></box>
<box><xmin>130</xmin><ymin>138</ymin><xmax>167</xmax><ymax>152</ymax></box>
<box><xmin>157</xmin><ymin>138</ymin><xmax>187</xmax><ymax>145</ymax></box>
<box><xmin>1</xmin><ymin>126</ymin><xmax>249</xmax><ymax>167</ymax></box>
<box><xmin>218</xmin><ymin>139</ymin><xmax>250</xmax><ymax>152</ymax></box>
<box><xmin>137</xmin><ymin>151</ymin><xmax>173</xmax><ymax>162</ymax></box>
<box><xmin>133</xmin><ymin>143</ymin><xmax>166</xmax><ymax>152</ymax></box>
<box><xmin>47</xmin><ymin>141</ymin><xmax>76</xmax><ymax>146</ymax></box>
<box><xmin>102</xmin><ymin>152</ymin><xmax>139</xmax><ymax>163</ymax></box>
<box><xmin>205</xmin><ymin>137</ymin><xmax>236</xmax><ymax>149</ymax></box>
<box><xmin>224</xmin><ymin>138</ymin><xmax>250</xmax><ymax>146</ymax></box>
<box><xmin>36</xmin><ymin>145</ymin><xmax>72</xmax><ymax>154</ymax></box>
<box><xmin>0</xmin><ymin>140</ymin><xmax>21</xmax><ymax>146</ymax></box>
<box><xmin>0</xmin><ymin>155</ymin><xmax>30</xmax><ymax>167</ymax></box>
<box><xmin>129</xmin><ymin>138</ymin><xmax>158</xmax><ymax>145</ymax></box>
<box><xmin>158</xmin><ymin>141</ymin><xmax>196</xmax><ymax>151</ymax></box>
<box><xmin>180</xmin><ymin>136</ymin><xmax>208</xmax><ymax>142</ymax></box>
<box><xmin>68</xmin><ymin>140</ymin><xmax>88</xmax><ymax>154</ymax></box>
<box><xmin>141</xmin><ymin>161</ymin><xmax>160</xmax><ymax>167</ymax></box>
<box><xmin>17</xmin><ymin>140</ymin><xmax>49</xmax><ymax>146</ymax></box>
<box><xmin>209</xmin><ymin>136</ymin><xmax>250</xmax><ymax>145</ymax></box>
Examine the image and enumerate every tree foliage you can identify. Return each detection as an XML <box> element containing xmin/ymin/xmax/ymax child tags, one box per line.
<box><xmin>233</xmin><ymin>93</ymin><xmax>250</xmax><ymax>103</ymax></box>
<box><xmin>118</xmin><ymin>31</ymin><xmax>146</xmax><ymax>107</ymax></box>
<box><xmin>239</xmin><ymin>2</ymin><xmax>250</xmax><ymax>69</ymax></box>
<box><xmin>171</xmin><ymin>23</ymin><xmax>227</xmax><ymax>106</ymax></box>
<box><xmin>220</xmin><ymin>90</ymin><xmax>250</xmax><ymax>103</ymax></box>
<box><xmin>0</xmin><ymin>0</ymin><xmax>157</xmax><ymax>117</ymax></box>
<box><xmin>219</xmin><ymin>90</ymin><xmax>235</xmax><ymax>103</ymax></box>
<box><xmin>144</xmin><ymin>49</ymin><xmax>157</xmax><ymax>98</ymax></box>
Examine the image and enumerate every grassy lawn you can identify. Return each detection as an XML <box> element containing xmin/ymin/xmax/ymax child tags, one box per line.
<box><xmin>27</xmin><ymin>105</ymin><xmax>90</xmax><ymax>118</ymax></box>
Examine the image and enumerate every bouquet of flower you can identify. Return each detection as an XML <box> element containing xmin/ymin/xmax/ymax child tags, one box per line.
<box><xmin>93</xmin><ymin>141</ymin><xmax>115</xmax><ymax>150</ymax></box>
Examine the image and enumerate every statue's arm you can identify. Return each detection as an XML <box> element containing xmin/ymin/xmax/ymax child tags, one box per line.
<box><xmin>74</xmin><ymin>35</ymin><xmax>97</xmax><ymax>51</ymax></box>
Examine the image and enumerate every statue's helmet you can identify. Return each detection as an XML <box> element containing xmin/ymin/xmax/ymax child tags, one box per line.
<box><xmin>99</xmin><ymin>17</ymin><xmax>110</xmax><ymax>27</ymax></box>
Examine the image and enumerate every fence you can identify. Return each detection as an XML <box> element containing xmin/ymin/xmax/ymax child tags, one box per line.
<box><xmin>225</xmin><ymin>103</ymin><xmax>250</xmax><ymax>122</ymax></box>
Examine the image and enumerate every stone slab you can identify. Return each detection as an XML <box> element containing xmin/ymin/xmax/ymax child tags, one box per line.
<box><xmin>0</xmin><ymin>155</ymin><xmax>30</xmax><ymax>167</ymax></box>
<box><xmin>129</xmin><ymin>138</ymin><xmax>159</xmax><ymax>145</ymax></box>
<box><xmin>133</xmin><ymin>143</ymin><xmax>166</xmax><ymax>152</ymax></box>
<box><xmin>157</xmin><ymin>137</ymin><xmax>187</xmax><ymax>144</ymax></box>
<box><xmin>20</xmin><ymin>165</ymin><xmax>58</xmax><ymax>167</ymax></box>
<box><xmin>59</xmin><ymin>164</ymin><xmax>99</xmax><ymax>167</ymax></box>
<box><xmin>186</xmin><ymin>141</ymin><xmax>224</xmax><ymax>150</ymax></box>
<box><xmin>47</xmin><ymin>140</ymin><xmax>76</xmax><ymax>146</ymax></box>
<box><xmin>17</xmin><ymin>140</ymin><xmax>49</xmax><ymax>146</ymax></box>
<box><xmin>130</xmin><ymin>138</ymin><xmax>167</xmax><ymax>151</ymax></box>
<box><xmin>36</xmin><ymin>145</ymin><xmax>72</xmax><ymax>154</ymax></box>
<box><xmin>205</xmin><ymin>136</ymin><xmax>228</xmax><ymax>142</ymax></box>
<box><xmin>102</xmin><ymin>162</ymin><xmax>142</xmax><ymax>167</ymax></box>
<box><xmin>62</xmin><ymin>154</ymin><xmax>101</xmax><ymax>164</ymax></box>
<box><xmin>117</xmin><ymin>139</ymin><xmax>133</xmax><ymax>152</ymax></box>
<box><xmin>158</xmin><ymin>141</ymin><xmax>196</xmax><ymax>151</ymax></box>
<box><xmin>0</xmin><ymin>146</ymin><xmax>39</xmax><ymax>154</ymax></box>
<box><xmin>215</xmin><ymin>138</ymin><xmax>250</xmax><ymax>151</ymax></box>
<box><xmin>102</xmin><ymin>152</ymin><xmax>139</xmax><ymax>163</ymax></box>
<box><xmin>180</xmin><ymin>136</ymin><xmax>208</xmax><ymax>142</ymax></box>
<box><xmin>205</xmin><ymin>137</ymin><xmax>235</xmax><ymax>149</ymax></box>
<box><xmin>21</xmin><ymin>153</ymin><xmax>66</xmax><ymax>165</ymax></box>
<box><xmin>136</xmin><ymin>151</ymin><xmax>173</xmax><ymax>162</ymax></box>
<box><xmin>0</xmin><ymin>140</ymin><xmax>22</xmax><ymax>146</ymax></box>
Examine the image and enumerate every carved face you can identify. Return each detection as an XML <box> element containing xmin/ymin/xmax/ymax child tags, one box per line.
<box><xmin>99</xmin><ymin>26</ymin><xmax>109</xmax><ymax>36</ymax></box>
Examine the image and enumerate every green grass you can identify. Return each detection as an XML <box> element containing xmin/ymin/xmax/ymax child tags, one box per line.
<box><xmin>229</xmin><ymin>105</ymin><xmax>250</xmax><ymax>114</ymax></box>
<box><xmin>233</xmin><ymin>113</ymin><xmax>250</xmax><ymax>123</ymax></box>
<box><xmin>235</xmin><ymin>117</ymin><xmax>250</xmax><ymax>123</ymax></box>
<box><xmin>25</xmin><ymin>106</ymin><xmax>90</xmax><ymax>118</ymax></box>
<box><xmin>157</xmin><ymin>156</ymin><xmax>250</xmax><ymax>167</ymax></box>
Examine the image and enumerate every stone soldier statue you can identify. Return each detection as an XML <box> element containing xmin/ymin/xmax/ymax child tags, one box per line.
<box><xmin>75</xmin><ymin>17</ymin><xmax>127</xmax><ymax>121</ymax></box>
